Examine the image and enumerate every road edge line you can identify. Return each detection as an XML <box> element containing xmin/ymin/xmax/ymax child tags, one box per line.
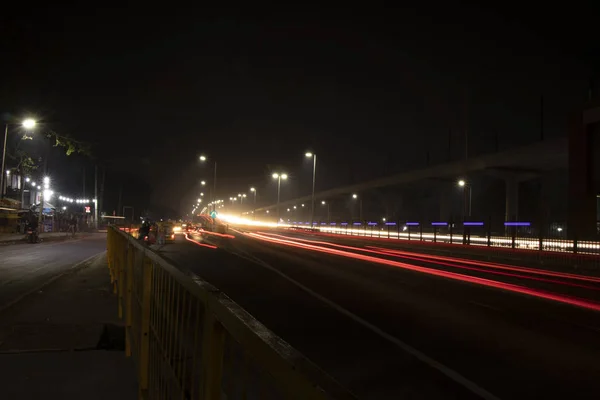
<box><xmin>0</xmin><ymin>251</ymin><xmax>106</xmax><ymax>315</ymax></box>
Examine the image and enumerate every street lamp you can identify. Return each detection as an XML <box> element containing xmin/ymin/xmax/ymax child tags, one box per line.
<box><xmin>38</xmin><ymin>176</ymin><xmax>51</xmax><ymax>227</ymax></box>
<box><xmin>321</xmin><ymin>200</ymin><xmax>331</xmax><ymax>223</ymax></box>
<box><xmin>1</xmin><ymin>118</ymin><xmax>37</xmax><ymax>198</ymax></box>
<box><xmin>305</xmin><ymin>152</ymin><xmax>317</xmax><ymax>228</ymax></box>
<box><xmin>199</xmin><ymin>154</ymin><xmax>218</xmax><ymax>213</ymax></box>
<box><xmin>457</xmin><ymin>179</ymin><xmax>472</xmax><ymax>218</ymax></box>
<box><xmin>272</xmin><ymin>172</ymin><xmax>288</xmax><ymax>223</ymax></box>
<box><xmin>351</xmin><ymin>193</ymin><xmax>363</xmax><ymax>220</ymax></box>
<box><xmin>250</xmin><ymin>187</ymin><xmax>257</xmax><ymax>220</ymax></box>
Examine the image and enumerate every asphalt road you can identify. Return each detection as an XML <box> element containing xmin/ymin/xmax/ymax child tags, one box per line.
<box><xmin>0</xmin><ymin>234</ymin><xmax>107</xmax><ymax>310</ymax></box>
<box><xmin>158</xmin><ymin>229</ymin><xmax>600</xmax><ymax>399</ymax></box>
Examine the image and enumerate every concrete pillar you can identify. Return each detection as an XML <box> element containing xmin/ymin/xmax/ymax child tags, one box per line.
<box><xmin>568</xmin><ymin>105</ymin><xmax>600</xmax><ymax>239</ymax></box>
<box><xmin>439</xmin><ymin>191</ymin><xmax>450</xmax><ymax>222</ymax></box>
<box><xmin>505</xmin><ymin>176</ymin><xmax>519</xmax><ymax>222</ymax></box>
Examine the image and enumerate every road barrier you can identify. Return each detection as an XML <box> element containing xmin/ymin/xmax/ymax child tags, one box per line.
<box><xmin>107</xmin><ymin>226</ymin><xmax>355</xmax><ymax>399</ymax></box>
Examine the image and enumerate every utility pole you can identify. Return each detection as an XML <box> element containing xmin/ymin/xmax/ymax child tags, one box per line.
<box><xmin>38</xmin><ymin>143</ymin><xmax>49</xmax><ymax>228</ymax></box>
<box><xmin>82</xmin><ymin>167</ymin><xmax>85</xmax><ymax>199</ymax></box>
<box><xmin>540</xmin><ymin>95</ymin><xmax>544</xmax><ymax>141</ymax></box>
<box><xmin>100</xmin><ymin>166</ymin><xmax>105</xmax><ymax>219</ymax></box>
<box><xmin>117</xmin><ymin>183</ymin><xmax>123</xmax><ymax>216</ymax></box>
<box><xmin>94</xmin><ymin>165</ymin><xmax>98</xmax><ymax>230</ymax></box>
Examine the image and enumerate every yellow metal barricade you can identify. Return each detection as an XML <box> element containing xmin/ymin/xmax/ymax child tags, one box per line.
<box><xmin>107</xmin><ymin>226</ymin><xmax>355</xmax><ymax>400</ymax></box>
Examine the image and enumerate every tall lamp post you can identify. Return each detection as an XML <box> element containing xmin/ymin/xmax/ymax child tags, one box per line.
<box><xmin>272</xmin><ymin>172</ymin><xmax>288</xmax><ymax>223</ymax></box>
<box><xmin>458</xmin><ymin>179</ymin><xmax>472</xmax><ymax>219</ymax></box>
<box><xmin>199</xmin><ymin>155</ymin><xmax>217</xmax><ymax>213</ymax></box>
<box><xmin>39</xmin><ymin>176</ymin><xmax>52</xmax><ymax>228</ymax></box>
<box><xmin>352</xmin><ymin>193</ymin><xmax>363</xmax><ymax>221</ymax></box>
<box><xmin>321</xmin><ymin>200</ymin><xmax>331</xmax><ymax>223</ymax></box>
<box><xmin>250</xmin><ymin>187</ymin><xmax>257</xmax><ymax>220</ymax></box>
<box><xmin>1</xmin><ymin>118</ymin><xmax>36</xmax><ymax>199</ymax></box>
<box><xmin>305</xmin><ymin>152</ymin><xmax>317</xmax><ymax>229</ymax></box>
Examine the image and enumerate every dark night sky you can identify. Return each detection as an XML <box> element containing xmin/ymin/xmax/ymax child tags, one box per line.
<box><xmin>1</xmin><ymin>6</ymin><xmax>599</xmax><ymax>216</ymax></box>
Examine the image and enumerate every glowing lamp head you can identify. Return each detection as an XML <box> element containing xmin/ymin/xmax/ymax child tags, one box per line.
<box><xmin>22</xmin><ymin>119</ymin><xmax>36</xmax><ymax>129</ymax></box>
<box><xmin>305</xmin><ymin>152</ymin><xmax>313</xmax><ymax>158</ymax></box>
<box><xmin>352</xmin><ymin>194</ymin><xmax>358</xmax><ymax>199</ymax></box>
<box><xmin>199</xmin><ymin>155</ymin><xmax>207</xmax><ymax>161</ymax></box>
<box><xmin>458</xmin><ymin>180</ymin><xmax>466</xmax><ymax>187</ymax></box>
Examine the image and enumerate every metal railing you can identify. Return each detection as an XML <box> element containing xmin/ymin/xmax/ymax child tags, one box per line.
<box><xmin>107</xmin><ymin>226</ymin><xmax>355</xmax><ymax>399</ymax></box>
<box><xmin>288</xmin><ymin>220</ymin><xmax>600</xmax><ymax>255</ymax></box>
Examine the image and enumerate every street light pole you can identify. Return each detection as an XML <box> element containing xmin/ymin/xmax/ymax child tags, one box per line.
<box><xmin>1</xmin><ymin>119</ymin><xmax>36</xmax><ymax>199</ymax></box>
<box><xmin>213</xmin><ymin>161</ymin><xmax>217</xmax><ymax>213</ymax></box>
<box><xmin>322</xmin><ymin>201</ymin><xmax>331</xmax><ymax>223</ymax></box>
<box><xmin>0</xmin><ymin>124</ymin><xmax>7</xmax><ymax>199</ymax></box>
<box><xmin>250</xmin><ymin>187</ymin><xmax>257</xmax><ymax>220</ymax></box>
<box><xmin>272</xmin><ymin>173</ymin><xmax>288</xmax><ymax>223</ymax></box>
<box><xmin>276</xmin><ymin>177</ymin><xmax>281</xmax><ymax>222</ymax></box>
<box><xmin>305</xmin><ymin>152</ymin><xmax>317</xmax><ymax>229</ymax></box>
<box><xmin>458</xmin><ymin>179</ymin><xmax>472</xmax><ymax>219</ymax></box>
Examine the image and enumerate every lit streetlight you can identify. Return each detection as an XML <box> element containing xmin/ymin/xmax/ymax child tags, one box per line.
<box><xmin>272</xmin><ymin>173</ymin><xmax>288</xmax><ymax>222</ymax></box>
<box><xmin>199</xmin><ymin>154</ymin><xmax>218</xmax><ymax>213</ymax></box>
<box><xmin>250</xmin><ymin>187</ymin><xmax>257</xmax><ymax>220</ymax></box>
<box><xmin>457</xmin><ymin>179</ymin><xmax>472</xmax><ymax>218</ymax></box>
<box><xmin>1</xmin><ymin>118</ymin><xmax>37</xmax><ymax>198</ymax></box>
<box><xmin>321</xmin><ymin>200</ymin><xmax>331</xmax><ymax>223</ymax></box>
<box><xmin>351</xmin><ymin>193</ymin><xmax>363</xmax><ymax>220</ymax></box>
<box><xmin>305</xmin><ymin>152</ymin><xmax>317</xmax><ymax>228</ymax></box>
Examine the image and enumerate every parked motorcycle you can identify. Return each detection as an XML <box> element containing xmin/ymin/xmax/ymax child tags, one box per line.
<box><xmin>26</xmin><ymin>228</ymin><xmax>39</xmax><ymax>243</ymax></box>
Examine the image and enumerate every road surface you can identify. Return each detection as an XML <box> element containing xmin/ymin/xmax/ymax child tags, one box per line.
<box><xmin>157</xmin><ymin>229</ymin><xmax>600</xmax><ymax>399</ymax></box>
<box><xmin>0</xmin><ymin>234</ymin><xmax>107</xmax><ymax>310</ymax></box>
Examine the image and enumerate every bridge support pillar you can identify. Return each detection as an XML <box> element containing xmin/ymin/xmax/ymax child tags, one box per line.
<box><xmin>568</xmin><ymin>104</ymin><xmax>600</xmax><ymax>240</ymax></box>
<box><xmin>439</xmin><ymin>189</ymin><xmax>451</xmax><ymax>222</ymax></box>
<box><xmin>505</xmin><ymin>176</ymin><xmax>519</xmax><ymax>223</ymax></box>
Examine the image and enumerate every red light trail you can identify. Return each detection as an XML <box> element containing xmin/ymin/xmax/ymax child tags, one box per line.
<box><xmin>184</xmin><ymin>233</ymin><xmax>217</xmax><ymax>249</ymax></box>
<box><xmin>245</xmin><ymin>232</ymin><xmax>600</xmax><ymax>312</ymax></box>
<box><xmin>259</xmin><ymin>232</ymin><xmax>600</xmax><ymax>286</ymax></box>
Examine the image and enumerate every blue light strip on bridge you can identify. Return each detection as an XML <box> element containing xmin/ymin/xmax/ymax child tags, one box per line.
<box><xmin>464</xmin><ymin>222</ymin><xmax>484</xmax><ymax>226</ymax></box>
<box><xmin>385</xmin><ymin>222</ymin><xmax>397</xmax><ymax>226</ymax></box>
<box><xmin>330</xmin><ymin>222</ymin><xmax>336</xmax><ymax>225</ymax></box>
<box><xmin>405</xmin><ymin>222</ymin><xmax>419</xmax><ymax>226</ymax></box>
<box><xmin>353</xmin><ymin>222</ymin><xmax>362</xmax><ymax>226</ymax></box>
<box><xmin>367</xmin><ymin>222</ymin><xmax>377</xmax><ymax>226</ymax></box>
<box><xmin>431</xmin><ymin>222</ymin><xmax>448</xmax><ymax>226</ymax></box>
<box><xmin>504</xmin><ymin>222</ymin><xmax>531</xmax><ymax>227</ymax></box>
<box><xmin>340</xmin><ymin>222</ymin><xmax>348</xmax><ymax>226</ymax></box>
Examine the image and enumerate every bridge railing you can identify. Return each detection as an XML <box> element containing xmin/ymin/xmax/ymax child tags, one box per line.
<box><xmin>107</xmin><ymin>226</ymin><xmax>355</xmax><ymax>400</ymax></box>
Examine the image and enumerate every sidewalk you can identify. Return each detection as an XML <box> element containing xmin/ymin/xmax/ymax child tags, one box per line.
<box><xmin>0</xmin><ymin>252</ymin><xmax>138</xmax><ymax>399</ymax></box>
<box><xmin>0</xmin><ymin>231</ymin><xmax>87</xmax><ymax>244</ymax></box>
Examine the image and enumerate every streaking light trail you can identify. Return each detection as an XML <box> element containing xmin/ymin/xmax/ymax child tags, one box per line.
<box><xmin>256</xmin><ymin>232</ymin><xmax>600</xmax><ymax>285</ymax></box>
<box><xmin>184</xmin><ymin>233</ymin><xmax>217</xmax><ymax>249</ymax></box>
<box><xmin>243</xmin><ymin>231</ymin><xmax>600</xmax><ymax>312</ymax></box>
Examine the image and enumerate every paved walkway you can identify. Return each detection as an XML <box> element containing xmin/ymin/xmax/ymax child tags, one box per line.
<box><xmin>0</xmin><ymin>231</ymin><xmax>77</xmax><ymax>244</ymax></box>
<box><xmin>0</xmin><ymin>252</ymin><xmax>138</xmax><ymax>399</ymax></box>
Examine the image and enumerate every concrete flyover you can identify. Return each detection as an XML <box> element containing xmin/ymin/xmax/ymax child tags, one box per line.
<box><xmin>254</xmin><ymin>136</ymin><xmax>568</xmax><ymax>213</ymax></box>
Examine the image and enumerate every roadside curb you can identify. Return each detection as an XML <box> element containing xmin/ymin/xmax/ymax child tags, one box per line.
<box><xmin>0</xmin><ymin>251</ymin><xmax>106</xmax><ymax>315</ymax></box>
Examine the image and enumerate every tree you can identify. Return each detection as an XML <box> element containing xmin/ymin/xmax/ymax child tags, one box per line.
<box><xmin>47</xmin><ymin>131</ymin><xmax>92</xmax><ymax>157</ymax></box>
<box><xmin>5</xmin><ymin>129</ymin><xmax>92</xmax><ymax>207</ymax></box>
